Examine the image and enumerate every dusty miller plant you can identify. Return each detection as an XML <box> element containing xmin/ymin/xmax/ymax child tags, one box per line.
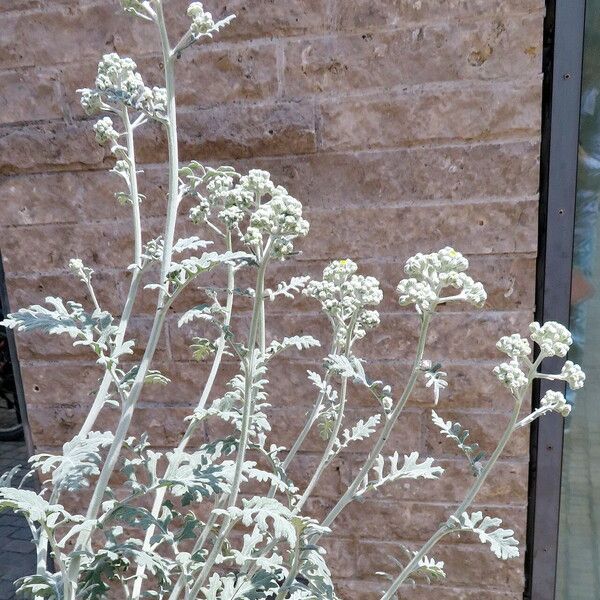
<box><xmin>0</xmin><ymin>3</ymin><xmax>585</xmax><ymax>599</ymax></box>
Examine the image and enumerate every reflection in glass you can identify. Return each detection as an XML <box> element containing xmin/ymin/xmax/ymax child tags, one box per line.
<box><xmin>556</xmin><ymin>2</ymin><xmax>600</xmax><ymax>598</ymax></box>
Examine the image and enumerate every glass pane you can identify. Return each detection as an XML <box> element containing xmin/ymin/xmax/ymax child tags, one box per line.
<box><xmin>556</xmin><ymin>2</ymin><xmax>600</xmax><ymax>598</ymax></box>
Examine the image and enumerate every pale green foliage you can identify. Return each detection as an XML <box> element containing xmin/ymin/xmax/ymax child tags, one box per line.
<box><xmin>0</xmin><ymin>3</ymin><xmax>582</xmax><ymax>600</ymax></box>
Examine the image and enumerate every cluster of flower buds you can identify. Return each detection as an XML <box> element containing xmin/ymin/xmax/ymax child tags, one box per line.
<box><xmin>305</xmin><ymin>260</ymin><xmax>383</xmax><ymax>346</ymax></box>
<box><xmin>79</xmin><ymin>53</ymin><xmax>166</xmax><ymax>120</ymax></box>
<box><xmin>493</xmin><ymin>321</ymin><xmax>585</xmax><ymax>407</ymax></box>
<box><xmin>529</xmin><ymin>321</ymin><xmax>572</xmax><ymax>358</ymax></box>
<box><xmin>396</xmin><ymin>247</ymin><xmax>486</xmax><ymax>314</ymax></box>
<box><xmin>186</xmin><ymin>167</ymin><xmax>309</xmax><ymax>258</ymax></box>
<box><xmin>187</xmin><ymin>2</ymin><xmax>235</xmax><ymax>39</ymax></box>
<box><xmin>496</xmin><ymin>333</ymin><xmax>531</xmax><ymax>359</ymax></box>
<box><xmin>493</xmin><ymin>360</ymin><xmax>529</xmax><ymax>394</ymax></box>
<box><xmin>540</xmin><ymin>390</ymin><xmax>571</xmax><ymax>417</ymax></box>
<box><xmin>560</xmin><ymin>360</ymin><xmax>585</xmax><ymax>390</ymax></box>
<box><xmin>68</xmin><ymin>258</ymin><xmax>94</xmax><ymax>285</ymax></box>
<box><xmin>93</xmin><ymin>116</ymin><xmax>120</xmax><ymax>145</ymax></box>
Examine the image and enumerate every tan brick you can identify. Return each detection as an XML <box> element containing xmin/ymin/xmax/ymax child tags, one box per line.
<box><xmin>27</xmin><ymin>403</ymin><xmax>204</xmax><ymax>448</ymax></box>
<box><xmin>189</xmin><ymin>0</ymin><xmax>328</xmax><ymax>41</ymax></box>
<box><xmin>319</xmin><ymin>82</ymin><xmax>541</xmax><ymax>151</ymax></box>
<box><xmin>0</xmin><ymin>166</ymin><xmax>178</xmax><ymax>226</ymax></box>
<box><xmin>0</xmin><ymin>4</ymin><xmax>158</xmax><ymax>69</ymax></box>
<box><xmin>169</xmin><ymin>103</ymin><xmax>317</xmax><ymax>162</ymax></box>
<box><xmin>0</xmin><ymin>219</ymin><xmax>165</xmax><ymax>273</ymax></box>
<box><xmin>0</xmin><ymin>120</ymin><xmax>107</xmax><ymax>175</ymax></box>
<box><xmin>0</xmin><ymin>68</ymin><xmax>63</xmax><ymax>125</ymax></box>
<box><xmin>234</xmin><ymin>140</ymin><xmax>541</xmax><ymax>209</ymax></box>
<box><xmin>336</xmin><ymin>580</ymin><xmax>521</xmax><ymax>600</ymax></box>
<box><xmin>284</xmin><ymin>16</ymin><xmax>543</xmax><ymax>96</ymax></box>
<box><xmin>301</xmin><ymin>199</ymin><xmax>538</xmax><ymax>260</ymax></box>
<box><xmin>332</xmin><ymin>0</ymin><xmax>544</xmax><ymax>32</ymax></box>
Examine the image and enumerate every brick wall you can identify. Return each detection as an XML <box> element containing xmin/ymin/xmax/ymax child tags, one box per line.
<box><xmin>0</xmin><ymin>1</ymin><xmax>544</xmax><ymax>597</ymax></box>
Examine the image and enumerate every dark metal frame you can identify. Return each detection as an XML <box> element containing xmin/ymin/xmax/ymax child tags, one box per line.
<box><xmin>0</xmin><ymin>252</ymin><xmax>33</xmax><ymax>455</ymax></box>
<box><xmin>524</xmin><ymin>0</ymin><xmax>587</xmax><ymax>598</ymax></box>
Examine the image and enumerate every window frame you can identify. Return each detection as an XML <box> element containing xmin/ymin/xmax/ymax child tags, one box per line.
<box><xmin>525</xmin><ymin>1</ymin><xmax>587</xmax><ymax>598</ymax></box>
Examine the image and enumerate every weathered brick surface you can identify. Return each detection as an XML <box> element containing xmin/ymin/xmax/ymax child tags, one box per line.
<box><xmin>0</xmin><ymin>0</ymin><xmax>543</xmax><ymax>597</ymax></box>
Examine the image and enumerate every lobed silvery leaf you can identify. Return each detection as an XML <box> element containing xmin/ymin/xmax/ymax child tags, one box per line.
<box><xmin>0</xmin><ymin>488</ymin><xmax>75</xmax><ymax>525</ymax></box>
<box><xmin>333</xmin><ymin>414</ymin><xmax>381</xmax><ymax>454</ymax></box>
<box><xmin>291</xmin><ymin>544</ymin><xmax>339</xmax><ymax>600</ymax></box>
<box><xmin>1</xmin><ymin>297</ymin><xmax>113</xmax><ymax>340</ymax></box>
<box><xmin>201</xmin><ymin>570</ymin><xmax>280</xmax><ymax>600</ymax></box>
<box><xmin>412</xmin><ymin>555</ymin><xmax>446</xmax><ymax>583</ymax></box>
<box><xmin>172</xmin><ymin>236</ymin><xmax>213</xmax><ymax>254</ymax></box>
<box><xmin>431</xmin><ymin>410</ymin><xmax>485</xmax><ymax>475</ymax></box>
<box><xmin>326</xmin><ymin>354</ymin><xmax>368</xmax><ymax>386</ymax></box>
<box><xmin>449</xmin><ymin>511</ymin><xmax>519</xmax><ymax>559</ymax></box>
<box><xmin>244</xmin><ymin>463</ymin><xmax>298</xmax><ymax>494</ymax></box>
<box><xmin>356</xmin><ymin>451</ymin><xmax>443</xmax><ymax>498</ymax></box>
<box><xmin>264</xmin><ymin>276</ymin><xmax>311</xmax><ymax>301</ymax></box>
<box><xmin>159</xmin><ymin>453</ymin><xmax>235</xmax><ymax>506</ymax></box>
<box><xmin>15</xmin><ymin>572</ymin><xmax>64</xmax><ymax>600</ymax></box>
<box><xmin>30</xmin><ymin>431</ymin><xmax>114</xmax><ymax>492</ymax></box>
<box><xmin>266</xmin><ymin>335</ymin><xmax>321</xmax><ymax>357</ymax></box>
<box><xmin>167</xmin><ymin>250</ymin><xmax>254</xmax><ymax>290</ymax></box>
<box><xmin>216</xmin><ymin>497</ymin><xmax>297</xmax><ymax>546</ymax></box>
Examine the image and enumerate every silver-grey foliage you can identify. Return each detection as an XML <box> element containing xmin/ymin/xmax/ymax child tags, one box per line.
<box><xmin>0</xmin><ymin>3</ymin><xmax>584</xmax><ymax>599</ymax></box>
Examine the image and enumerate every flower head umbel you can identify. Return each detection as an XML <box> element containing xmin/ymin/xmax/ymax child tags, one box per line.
<box><xmin>496</xmin><ymin>334</ymin><xmax>531</xmax><ymax>359</ymax></box>
<box><xmin>540</xmin><ymin>390</ymin><xmax>571</xmax><ymax>417</ymax></box>
<box><xmin>494</xmin><ymin>322</ymin><xmax>584</xmax><ymax>415</ymax></box>
<box><xmin>559</xmin><ymin>360</ymin><xmax>586</xmax><ymax>390</ymax></box>
<box><xmin>305</xmin><ymin>260</ymin><xmax>383</xmax><ymax>347</ymax></box>
<box><xmin>529</xmin><ymin>321</ymin><xmax>572</xmax><ymax>357</ymax></box>
<box><xmin>184</xmin><ymin>166</ymin><xmax>308</xmax><ymax>258</ymax></box>
<box><xmin>397</xmin><ymin>247</ymin><xmax>486</xmax><ymax>314</ymax></box>
<box><xmin>493</xmin><ymin>360</ymin><xmax>528</xmax><ymax>395</ymax></box>
<box><xmin>78</xmin><ymin>53</ymin><xmax>166</xmax><ymax>120</ymax></box>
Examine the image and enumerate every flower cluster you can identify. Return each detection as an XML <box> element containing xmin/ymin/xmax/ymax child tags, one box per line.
<box><xmin>496</xmin><ymin>334</ymin><xmax>531</xmax><ymax>359</ymax></box>
<box><xmin>559</xmin><ymin>360</ymin><xmax>586</xmax><ymax>390</ymax></box>
<box><xmin>79</xmin><ymin>53</ymin><xmax>166</xmax><ymax>120</ymax></box>
<box><xmin>493</xmin><ymin>361</ymin><xmax>528</xmax><ymax>394</ymax></box>
<box><xmin>93</xmin><ymin>117</ymin><xmax>119</xmax><ymax>145</ymax></box>
<box><xmin>187</xmin><ymin>2</ymin><xmax>235</xmax><ymax>39</ymax></box>
<box><xmin>186</xmin><ymin>168</ymin><xmax>308</xmax><ymax>258</ymax></box>
<box><xmin>540</xmin><ymin>390</ymin><xmax>571</xmax><ymax>417</ymax></box>
<box><xmin>247</xmin><ymin>193</ymin><xmax>309</xmax><ymax>257</ymax></box>
<box><xmin>529</xmin><ymin>321</ymin><xmax>572</xmax><ymax>357</ymax></box>
<box><xmin>305</xmin><ymin>260</ymin><xmax>383</xmax><ymax>345</ymax></box>
<box><xmin>396</xmin><ymin>247</ymin><xmax>486</xmax><ymax>313</ymax></box>
<box><xmin>493</xmin><ymin>322</ymin><xmax>585</xmax><ymax>406</ymax></box>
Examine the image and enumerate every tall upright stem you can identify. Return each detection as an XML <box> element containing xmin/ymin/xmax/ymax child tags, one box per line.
<box><xmin>78</xmin><ymin>107</ymin><xmax>144</xmax><ymax>438</ymax></box>
<box><xmin>63</xmin><ymin>8</ymin><xmax>179</xmax><ymax>597</ymax></box>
